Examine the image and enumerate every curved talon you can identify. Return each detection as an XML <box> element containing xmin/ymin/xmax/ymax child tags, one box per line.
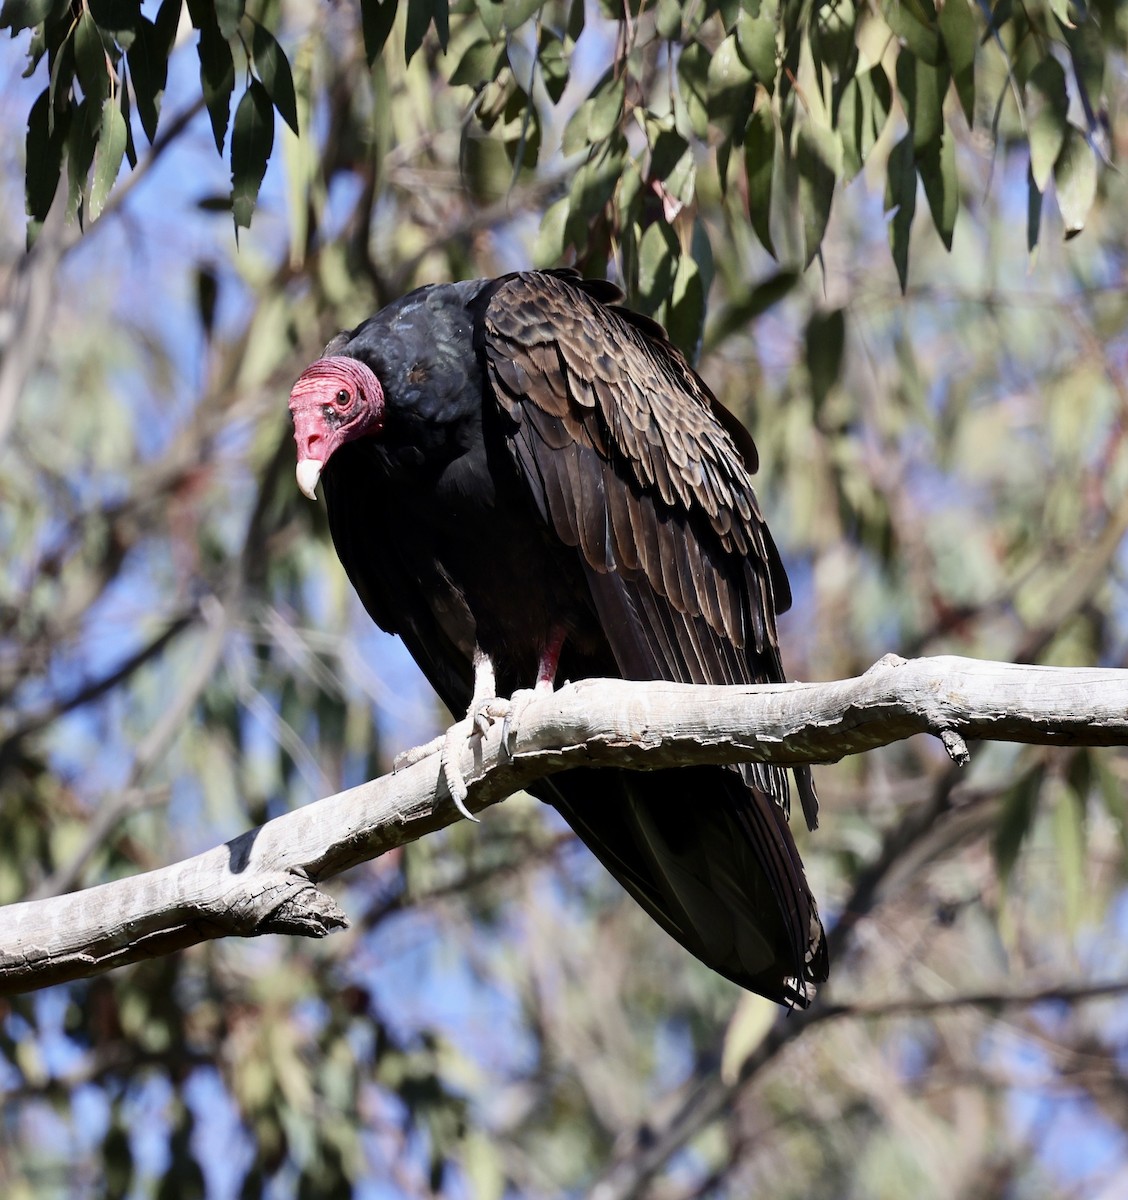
<box><xmin>441</xmin><ymin>720</ymin><xmax>480</xmax><ymax>823</ymax></box>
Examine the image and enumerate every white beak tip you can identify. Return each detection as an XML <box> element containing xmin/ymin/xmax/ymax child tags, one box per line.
<box><xmin>296</xmin><ymin>459</ymin><xmax>323</xmax><ymax>501</ymax></box>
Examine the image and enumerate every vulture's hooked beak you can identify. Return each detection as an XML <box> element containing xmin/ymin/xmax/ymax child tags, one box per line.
<box><xmin>296</xmin><ymin>459</ymin><xmax>323</xmax><ymax>500</ymax></box>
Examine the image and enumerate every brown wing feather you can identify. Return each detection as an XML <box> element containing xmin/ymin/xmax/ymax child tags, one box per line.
<box><xmin>483</xmin><ymin>273</ymin><xmax>795</xmax><ymax>696</ymax></box>
<box><xmin>480</xmin><ymin>270</ymin><xmax>825</xmax><ymax>996</ymax></box>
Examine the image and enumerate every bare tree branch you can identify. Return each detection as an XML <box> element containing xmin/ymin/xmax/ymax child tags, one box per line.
<box><xmin>4</xmin><ymin>653</ymin><xmax>1128</xmax><ymax>996</ymax></box>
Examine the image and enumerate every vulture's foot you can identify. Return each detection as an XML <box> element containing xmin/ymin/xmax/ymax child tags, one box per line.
<box><xmin>440</xmin><ymin>696</ymin><xmax>508</xmax><ymax>821</ymax></box>
<box><xmin>440</xmin><ymin>718</ymin><xmax>479</xmax><ymax>822</ymax></box>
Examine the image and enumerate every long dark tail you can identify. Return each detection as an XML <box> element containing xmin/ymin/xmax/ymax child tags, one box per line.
<box><xmin>535</xmin><ymin>763</ymin><xmax>828</xmax><ymax>1005</ymax></box>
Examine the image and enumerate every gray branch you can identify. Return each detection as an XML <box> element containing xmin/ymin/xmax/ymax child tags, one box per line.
<box><xmin>3</xmin><ymin>653</ymin><xmax>1127</xmax><ymax>995</ymax></box>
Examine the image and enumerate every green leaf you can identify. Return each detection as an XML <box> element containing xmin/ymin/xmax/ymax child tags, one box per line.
<box><xmin>88</xmin><ymin>95</ymin><xmax>127</xmax><ymax>219</ymax></box>
<box><xmin>230</xmin><ymin>79</ymin><xmax>274</xmax><ymax>229</ymax></box>
<box><xmin>504</xmin><ymin>106</ymin><xmax>540</xmax><ymax>169</ymax></box>
<box><xmin>25</xmin><ymin>86</ymin><xmax>68</xmax><ymax>235</ymax></box>
<box><xmin>838</xmin><ymin>77</ymin><xmax>863</xmax><ymax>180</ymax></box>
<box><xmin>251</xmin><ymin>19</ymin><xmax>298</xmax><ymax>135</ymax></box>
<box><xmin>66</xmin><ymin>98</ymin><xmax>97</xmax><ymax>221</ymax></box>
<box><xmin>897</xmin><ymin>52</ymin><xmax>950</xmax><ymax>154</ymax></box>
<box><xmin>885</xmin><ymin>132</ymin><xmax>917</xmax><ymax>290</ymax></box>
<box><xmin>539</xmin><ymin>29</ymin><xmax>568</xmax><ymax>103</ymax></box>
<box><xmin>47</xmin><ymin>23</ymin><xmax>75</xmax><ymax>130</ymax></box>
<box><xmin>476</xmin><ymin>0</ymin><xmax>504</xmax><ymax>40</ymax></box>
<box><xmin>120</xmin><ymin>80</ymin><xmax>136</xmax><ymax>168</ymax></box>
<box><xmin>666</xmin><ymin>250</ymin><xmax>706</xmax><ymax>359</ymax></box>
<box><xmin>655</xmin><ymin>0</ymin><xmax>681</xmax><ymax>39</ymax></box>
<box><xmin>806</xmin><ymin>308</ymin><xmax>847</xmax><ymax>409</ymax></box>
<box><xmin>637</xmin><ymin>221</ymin><xmax>678</xmax><ymax>313</ymax></box>
<box><xmin>154</xmin><ymin>0</ymin><xmax>182</xmax><ymax>52</ymax></box>
<box><xmin>883</xmin><ymin>0</ymin><xmax>942</xmax><ymax>65</ymax></box>
<box><xmin>361</xmin><ymin>0</ymin><xmax>399</xmax><ymax>63</ymax></box>
<box><xmin>197</xmin><ymin>16</ymin><xmax>235</xmax><ymax>152</ymax></box>
<box><xmin>745</xmin><ymin>105</ymin><xmax>774</xmax><ymax>256</ymax></box>
<box><xmin>1063</xmin><ymin>19</ymin><xmax>1104</xmax><ymax>134</ymax></box>
<box><xmin>938</xmin><ymin>0</ymin><xmax>975</xmax><ymax>125</ymax></box>
<box><xmin>127</xmin><ymin>16</ymin><xmax>170</xmax><ymax>144</ymax></box>
<box><xmin>677</xmin><ymin>42</ymin><xmax>711</xmax><ymax>138</ymax></box>
<box><xmin>994</xmin><ymin>762</ymin><xmax>1045</xmax><ymax>880</ymax></box>
<box><xmin>0</xmin><ymin>0</ymin><xmax>63</xmax><ymax>32</ymax></box>
<box><xmin>1026</xmin><ymin>56</ymin><xmax>1068</xmax><ymax>193</ymax></box>
<box><xmin>917</xmin><ymin>126</ymin><xmax>957</xmax><ymax>249</ymax></box>
<box><xmin>406</xmin><ymin>0</ymin><xmax>449</xmax><ymax>62</ymax></box>
<box><xmin>588</xmin><ymin>78</ymin><xmax>624</xmax><ymax>141</ymax></box>
<box><xmin>502</xmin><ymin>0</ymin><xmax>541</xmax><ymax>30</ymax></box>
<box><xmin>561</xmin><ymin>98</ymin><xmax>593</xmax><ymax>154</ymax></box>
<box><xmin>870</xmin><ymin>63</ymin><xmax>892</xmax><ymax>138</ymax></box>
<box><xmin>564</xmin><ymin>145</ymin><xmax>623</xmax><ymax>248</ymax></box>
<box><xmin>1053</xmin><ymin>124</ymin><xmax>1097</xmax><ymax>239</ymax></box>
<box><xmin>735</xmin><ymin>11</ymin><xmax>777</xmax><ymax>89</ymax></box>
<box><xmin>795</xmin><ymin>120</ymin><xmax>841</xmax><ymax>266</ymax></box>
<box><xmin>534</xmin><ymin>195</ymin><xmax>569</xmax><ymax>265</ymax></box>
<box><xmin>708</xmin><ymin>31</ymin><xmax>755</xmax><ymax>101</ymax></box>
<box><xmin>647</xmin><ymin>120</ymin><xmax>691</xmax><ymax>189</ymax></box>
<box><xmin>74</xmin><ymin>8</ymin><xmax>110</xmax><ymax>113</ymax></box>
<box><xmin>214</xmin><ymin>0</ymin><xmax>243</xmax><ymax>39</ymax></box>
<box><xmin>22</xmin><ymin>21</ymin><xmax>47</xmax><ymax>76</ymax></box>
<box><xmin>1027</xmin><ymin>164</ymin><xmax>1042</xmax><ymax>256</ymax></box>
<box><xmin>449</xmin><ymin>38</ymin><xmax>503</xmax><ymax>87</ymax></box>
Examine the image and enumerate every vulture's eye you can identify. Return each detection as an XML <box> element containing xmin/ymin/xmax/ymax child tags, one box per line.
<box><xmin>336</xmin><ymin>389</ymin><xmax>350</xmax><ymax>406</ymax></box>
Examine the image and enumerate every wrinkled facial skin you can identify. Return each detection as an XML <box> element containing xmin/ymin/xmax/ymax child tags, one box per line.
<box><xmin>289</xmin><ymin>356</ymin><xmax>386</xmax><ymax>498</ymax></box>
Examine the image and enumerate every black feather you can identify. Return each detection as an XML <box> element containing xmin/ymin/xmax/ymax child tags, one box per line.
<box><xmin>311</xmin><ymin>270</ymin><xmax>827</xmax><ymax>1003</ymax></box>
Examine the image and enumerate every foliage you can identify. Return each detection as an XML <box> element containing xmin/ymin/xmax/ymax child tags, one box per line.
<box><xmin>7</xmin><ymin>0</ymin><xmax>1126</xmax><ymax>297</ymax></box>
<box><xmin>0</xmin><ymin>0</ymin><xmax>1128</xmax><ymax>1196</ymax></box>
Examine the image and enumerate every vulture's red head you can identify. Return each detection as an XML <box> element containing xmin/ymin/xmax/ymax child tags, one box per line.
<box><xmin>289</xmin><ymin>356</ymin><xmax>385</xmax><ymax>499</ymax></box>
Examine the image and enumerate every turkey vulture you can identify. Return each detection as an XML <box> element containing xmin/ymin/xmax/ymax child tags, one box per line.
<box><xmin>288</xmin><ymin>269</ymin><xmax>827</xmax><ymax>1005</ymax></box>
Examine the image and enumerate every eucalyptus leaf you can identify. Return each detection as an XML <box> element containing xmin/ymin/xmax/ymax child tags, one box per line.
<box><xmin>938</xmin><ymin>0</ymin><xmax>975</xmax><ymax>125</ymax></box>
<box><xmin>89</xmin><ymin>96</ymin><xmax>127</xmax><ymax>220</ymax></box>
<box><xmin>918</xmin><ymin>127</ymin><xmax>957</xmax><ymax>249</ymax></box>
<box><xmin>796</xmin><ymin>119</ymin><xmax>841</xmax><ymax>266</ymax></box>
<box><xmin>745</xmin><ymin>105</ymin><xmax>775</xmax><ymax>256</ymax></box>
<box><xmin>882</xmin><ymin>0</ymin><xmax>942</xmax><ymax>65</ymax></box>
<box><xmin>885</xmin><ymin>132</ymin><xmax>917</xmax><ymax>290</ymax></box>
<box><xmin>252</xmin><ymin>19</ymin><xmax>299</xmax><ymax>135</ymax></box>
<box><xmin>0</xmin><ymin>0</ymin><xmax>64</xmax><ymax>31</ymax></box>
<box><xmin>896</xmin><ymin>53</ymin><xmax>950</xmax><ymax>154</ymax></box>
<box><xmin>127</xmin><ymin>16</ymin><xmax>169</xmax><ymax>144</ymax></box>
<box><xmin>361</xmin><ymin>0</ymin><xmax>399</xmax><ymax>64</ymax></box>
<box><xmin>588</xmin><ymin>79</ymin><xmax>624</xmax><ymax>142</ymax></box>
<box><xmin>1053</xmin><ymin>124</ymin><xmax>1097</xmax><ymax>239</ymax></box>
<box><xmin>477</xmin><ymin>0</ymin><xmax>504</xmax><ymax>40</ymax></box>
<box><xmin>25</xmin><ymin>86</ymin><xmax>67</xmax><ymax>233</ymax></box>
<box><xmin>231</xmin><ymin>79</ymin><xmax>274</xmax><ymax>230</ymax></box>
<box><xmin>74</xmin><ymin>8</ymin><xmax>110</xmax><ymax>113</ymax></box>
<box><xmin>214</xmin><ymin>0</ymin><xmax>244</xmax><ymax>40</ymax></box>
<box><xmin>806</xmin><ymin>308</ymin><xmax>847</xmax><ymax>409</ymax></box>
<box><xmin>1027</xmin><ymin>164</ymin><xmax>1043</xmax><ymax>256</ymax></box>
<box><xmin>197</xmin><ymin>15</ymin><xmax>235</xmax><ymax>153</ymax></box>
<box><xmin>1026</xmin><ymin>56</ymin><xmax>1068</xmax><ymax>193</ymax></box>
<box><xmin>450</xmin><ymin>39</ymin><xmax>504</xmax><ymax>87</ymax></box>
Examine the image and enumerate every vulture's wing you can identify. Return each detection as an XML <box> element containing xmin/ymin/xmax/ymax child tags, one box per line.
<box><xmin>478</xmin><ymin>271</ymin><xmax>825</xmax><ymax>999</ymax></box>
